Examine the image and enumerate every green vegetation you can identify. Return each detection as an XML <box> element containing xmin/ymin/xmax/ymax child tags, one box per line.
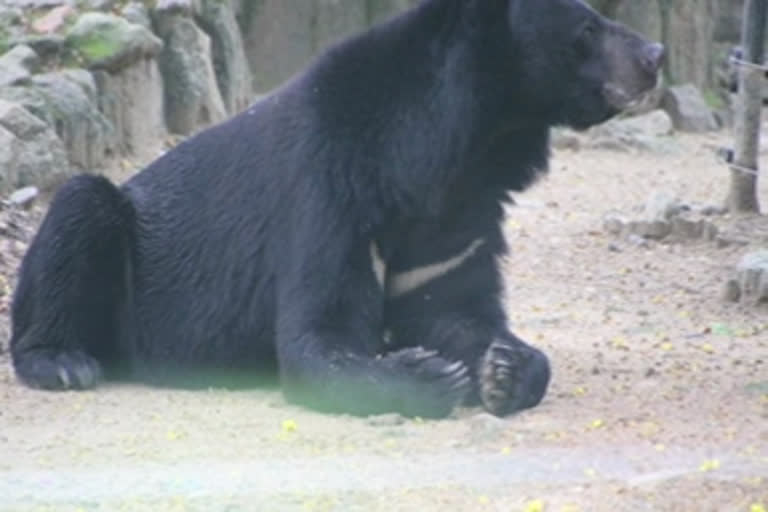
<box><xmin>70</xmin><ymin>30</ymin><xmax>123</xmax><ymax>62</ymax></box>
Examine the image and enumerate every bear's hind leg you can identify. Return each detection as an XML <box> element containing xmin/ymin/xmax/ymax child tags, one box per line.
<box><xmin>10</xmin><ymin>175</ymin><xmax>135</xmax><ymax>390</ymax></box>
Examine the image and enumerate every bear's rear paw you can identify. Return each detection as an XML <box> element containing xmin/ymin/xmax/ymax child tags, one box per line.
<box><xmin>382</xmin><ymin>346</ymin><xmax>471</xmax><ymax>418</ymax></box>
<box><xmin>480</xmin><ymin>339</ymin><xmax>550</xmax><ymax>417</ymax></box>
<box><xmin>13</xmin><ymin>350</ymin><xmax>103</xmax><ymax>391</ymax></box>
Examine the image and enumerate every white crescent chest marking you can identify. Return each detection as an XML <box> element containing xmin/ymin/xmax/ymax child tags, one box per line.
<box><xmin>370</xmin><ymin>239</ymin><xmax>487</xmax><ymax>298</ymax></box>
<box><xmin>370</xmin><ymin>242</ymin><xmax>387</xmax><ymax>290</ymax></box>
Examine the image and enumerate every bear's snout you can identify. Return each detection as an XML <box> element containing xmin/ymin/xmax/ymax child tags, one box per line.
<box><xmin>640</xmin><ymin>42</ymin><xmax>665</xmax><ymax>76</ymax></box>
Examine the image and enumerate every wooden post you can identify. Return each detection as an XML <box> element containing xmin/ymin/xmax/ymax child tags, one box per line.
<box><xmin>727</xmin><ymin>0</ymin><xmax>767</xmax><ymax>213</ymax></box>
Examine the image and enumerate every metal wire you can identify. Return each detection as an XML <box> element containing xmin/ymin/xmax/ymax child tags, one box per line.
<box><xmin>729</xmin><ymin>56</ymin><xmax>768</xmax><ymax>72</ymax></box>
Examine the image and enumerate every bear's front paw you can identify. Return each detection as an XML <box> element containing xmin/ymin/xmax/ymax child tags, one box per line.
<box><xmin>480</xmin><ymin>339</ymin><xmax>550</xmax><ymax>417</ymax></box>
<box><xmin>382</xmin><ymin>346</ymin><xmax>471</xmax><ymax>418</ymax></box>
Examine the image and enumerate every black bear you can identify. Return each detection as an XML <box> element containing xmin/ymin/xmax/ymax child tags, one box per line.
<box><xmin>10</xmin><ymin>0</ymin><xmax>664</xmax><ymax>419</ymax></box>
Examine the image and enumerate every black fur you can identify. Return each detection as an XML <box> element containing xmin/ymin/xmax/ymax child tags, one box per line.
<box><xmin>10</xmin><ymin>0</ymin><xmax>663</xmax><ymax>418</ymax></box>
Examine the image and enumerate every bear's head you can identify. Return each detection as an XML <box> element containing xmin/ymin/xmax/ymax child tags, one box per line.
<box><xmin>468</xmin><ymin>0</ymin><xmax>665</xmax><ymax>131</ymax></box>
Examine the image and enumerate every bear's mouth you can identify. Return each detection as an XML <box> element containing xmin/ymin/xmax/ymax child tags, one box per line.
<box><xmin>602</xmin><ymin>74</ymin><xmax>662</xmax><ymax>112</ymax></box>
<box><xmin>603</xmin><ymin>83</ymin><xmax>645</xmax><ymax>111</ymax></box>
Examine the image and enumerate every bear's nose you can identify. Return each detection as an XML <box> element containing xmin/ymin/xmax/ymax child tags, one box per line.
<box><xmin>640</xmin><ymin>42</ymin><xmax>665</xmax><ymax>75</ymax></box>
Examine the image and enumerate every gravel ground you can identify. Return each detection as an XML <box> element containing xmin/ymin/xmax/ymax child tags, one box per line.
<box><xmin>0</xmin><ymin>130</ymin><xmax>766</xmax><ymax>512</ymax></box>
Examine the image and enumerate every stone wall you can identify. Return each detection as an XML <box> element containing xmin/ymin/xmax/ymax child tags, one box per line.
<box><xmin>0</xmin><ymin>0</ymin><xmax>416</xmax><ymax>194</ymax></box>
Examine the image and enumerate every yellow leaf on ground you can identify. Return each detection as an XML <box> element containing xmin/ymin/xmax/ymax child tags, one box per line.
<box><xmin>525</xmin><ymin>499</ymin><xmax>545</xmax><ymax>512</ymax></box>
<box><xmin>699</xmin><ymin>459</ymin><xmax>720</xmax><ymax>472</ymax></box>
<box><xmin>589</xmin><ymin>419</ymin><xmax>604</xmax><ymax>429</ymax></box>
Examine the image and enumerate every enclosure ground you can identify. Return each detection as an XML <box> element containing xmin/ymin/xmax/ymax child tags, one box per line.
<box><xmin>0</xmin><ymin>132</ymin><xmax>766</xmax><ymax>511</ymax></box>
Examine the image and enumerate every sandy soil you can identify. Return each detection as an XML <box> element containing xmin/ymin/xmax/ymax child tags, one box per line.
<box><xmin>0</xmin><ymin>131</ymin><xmax>766</xmax><ymax>512</ymax></box>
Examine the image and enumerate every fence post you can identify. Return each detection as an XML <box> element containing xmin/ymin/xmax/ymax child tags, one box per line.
<box><xmin>727</xmin><ymin>0</ymin><xmax>767</xmax><ymax>213</ymax></box>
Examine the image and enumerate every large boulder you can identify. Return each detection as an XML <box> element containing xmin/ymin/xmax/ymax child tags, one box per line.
<box><xmin>153</xmin><ymin>4</ymin><xmax>227</xmax><ymax>135</ymax></box>
<box><xmin>29</xmin><ymin>69</ymin><xmax>115</xmax><ymax>171</ymax></box>
<box><xmin>587</xmin><ymin>109</ymin><xmax>675</xmax><ymax>153</ymax></box>
<box><xmin>0</xmin><ymin>44</ymin><xmax>38</xmax><ymax>87</ymax></box>
<box><xmin>662</xmin><ymin>84</ymin><xmax>719</xmax><ymax>133</ymax></box>
<box><xmin>92</xmin><ymin>58</ymin><xmax>166</xmax><ymax>163</ymax></box>
<box><xmin>0</xmin><ymin>98</ymin><xmax>70</xmax><ymax>193</ymax></box>
<box><xmin>65</xmin><ymin>12</ymin><xmax>163</xmax><ymax>72</ymax></box>
<box><xmin>198</xmin><ymin>0</ymin><xmax>252</xmax><ymax>114</ymax></box>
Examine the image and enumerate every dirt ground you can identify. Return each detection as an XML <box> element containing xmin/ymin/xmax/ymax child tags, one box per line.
<box><xmin>0</xmin><ymin>130</ymin><xmax>766</xmax><ymax>512</ymax></box>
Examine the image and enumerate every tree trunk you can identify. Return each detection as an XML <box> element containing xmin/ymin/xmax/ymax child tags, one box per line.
<box><xmin>727</xmin><ymin>0</ymin><xmax>767</xmax><ymax>213</ymax></box>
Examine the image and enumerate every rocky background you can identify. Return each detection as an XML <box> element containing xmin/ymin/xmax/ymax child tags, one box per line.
<box><xmin>0</xmin><ymin>0</ymin><xmax>418</xmax><ymax>195</ymax></box>
<box><xmin>0</xmin><ymin>0</ymin><xmax>752</xmax><ymax>196</ymax></box>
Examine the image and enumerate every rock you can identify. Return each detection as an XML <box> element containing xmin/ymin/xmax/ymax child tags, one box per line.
<box><xmin>92</xmin><ymin>59</ymin><xmax>166</xmax><ymax>162</ymax></box>
<box><xmin>1</xmin><ymin>0</ymin><xmax>69</xmax><ymax>7</ymax></box>
<box><xmin>587</xmin><ymin>110</ymin><xmax>675</xmax><ymax>153</ymax></box>
<box><xmin>696</xmin><ymin>203</ymin><xmax>728</xmax><ymax>217</ymax></box>
<box><xmin>625</xmin><ymin>219</ymin><xmax>672</xmax><ymax>240</ymax></box>
<box><xmin>661</xmin><ymin>84</ymin><xmax>719</xmax><ymax>133</ymax></box>
<box><xmin>669</xmin><ymin>215</ymin><xmax>719</xmax><ymax>241</ymax></box>
<box><xmin>623</xmin><ymin>83</ymin><xmax>665</xmax><ymax>117</ymax></box>
<box><xmin>715</xmin><ymin>235</ymin><xmax>750</xmax><ymax>249</ymax></box>
<box><xmin>722</xmin><ymin>278</ymin><xmax>741</xmax><ymax>302</ymax></box>
<box><xmin>726</xmin><ymin>250</ymin><xmax>768</xmax><ymax>304</ymax></box>
<box><xmin>0</xmin><ymin>5</ymin><xmax>23</xmax><ymax>25</ymax></box>
<box><xmin>198</xmin><ymin>0</ymin><xmax>253</xmax><ymax>114</ymax></box>
<box><xmin>366</xmin><ymin>413</ymin><xmax>406</xmax><ymax>427</ymax></box>
<box><xmin>65</xmin><ymin>12</ymin><xmax>163</xmax><ymax>72</ymax></box>
<box><xmin>626</xmin><ymin>233</ymin><xmax>651</xmax><ymax>248</ymax></box>
<box><xmin>153</xmin><ymin>8</ymin><xmax>227</xmax><ymax>135</ymax></box>
<box><xmin>120</xmin><ymin>2</ymin><xmax>151</xmax><ymax>29</ymax></box>
<box><xmin>602</xmin><ymin>211</ymin><xmax>627</xmax><ymax>235</ymax></box>
<box><xmin>0</xmin><ymin>125</ymin><xmax>16</xmax><ymax>189</ymax></box>
<box><xmin>0</xmin><ymin>4</ymin><xmax>24</xmax><ymax>41</ymax></box>
<box><xmin>154</xmin><ymin>0</ymin><xmax>200</xmax><ymax>16</ymax></box>
<box><xmin>0</xmin><ymin>98</ymin><xmax>70</xmax><ymax>193</ymax></box>
<box><xmin>0</xmin><ymin>83</ymin><xmax>50</xmax><ymax>122</ymax></box>
<box><xmin>616</xmin><ymin>110</ymin><xmax>674</xmax><ymax>137</ymax></box>
<box><xmin>8</xmin><ymin>34</ymin><xmax>65</xmax><ymax>59</ymax></box>
<box><xmin>551</xmin><ymin>128</ymin><xmax>582</xmax><ymax>151</ymax></box>
<box><xmin>82</xmin><ymin>0</ymin><xmax>117</xmax><ymax>11</ymax></box>
<box><xmin>31</xmin><ymin>4</ymin><xmax>73</xmax><ymax>34</ymax></box>
<box><xmin>642</xmin><ymin>191</ymin><xmax>686</xmax><ymax>223</ymax></box>
<box><xmin>0</xmin><ymin>44</ymin><xmax>38</xmax><ymax>87</ymax></box>
<box><xmin>30</xmin><ymin>69</ymin><xmax>115</xmax><ymax>171</ymax></box>
<box><xmin>7</xmin><ymin>185</ymin><xmax>37</xmax><ymax>208</ymax></box>
<box><xmin>605</xmin><ymin>193</ymin><xmax>719</xmax><ymax>243</ymax></box>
